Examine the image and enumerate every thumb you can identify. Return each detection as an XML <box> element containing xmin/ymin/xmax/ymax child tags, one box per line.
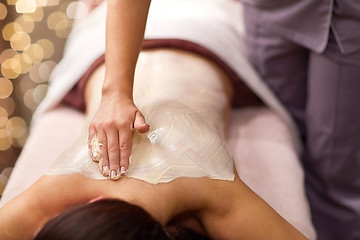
<box><xmin>134</xmin><ymin>110</ymin><xmax>150</xmax><ymax>133</ymax></box>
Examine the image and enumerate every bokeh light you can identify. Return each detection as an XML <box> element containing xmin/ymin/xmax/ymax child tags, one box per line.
<box><xmin>0</xmin><ymin>49</ymin><xmax>18</xmax><ymax>63</ymax></box>
<box><xmin>2</xmin><ymin>22</ymin><xmax>23</xmax><ymax>41</ymax></box>
<box><xmin>38</xmin><ymin>60</ymin><xmax>52</xmax><ymax>80</ymax></box>
<box><xmin>33</xmin><ymin>84</ymin><xmax>48</xmax><ymax>104</ymax></box>
<box><xmin>7</xmin><ymin>0</ymin><xmax>17</xmax><ymax>5</ymax></box>
<box><xmin>23</xmin><ymin>88</ymin><xmax>37</xmax><ymax>109</ymax></box>
<box><xmin>47</xmin><ymin>11</ymin><xmax>68</xmax><ymax>29</ymax></box>
<box><xmin>18</xmin><ymin>53</ymin><xmax>33</xmax><ymax>73</ymax></box>
<box><xmin>0</xmin><ymin>3</ymin><xmax>7</xmax><ymax>20</ymax></box>
<box><xmin>6</xmin><ymin>117</ymin><xmax>26</xmax><ymax>137</ymax></box>
<box><xmin>24</xmin><ymin>6</ymin><xmax>44</xmax><ymax>22</ymax></box>
<box><xmin>15</xmin><ymin>15</ymin><xmax>35</xmax><ymax>33</ymax></box>
<box><xmin>10</xmin><ymin>31</ymin><xmax>31</xmax><ymax>51</ymax></box>
<box><xmin>1</xmin><ymin>57</ymin><xmax>22</xmax><ymax>79</ymax></box>
<box><xmin>0</xmin><ymin>97</ymin><xmax>15</xmax><ymax>116</ymax></box>
<box><xmin>38</xmin><ymin>0</ymin><xmax>60</xmax><ymax>7</ymax></box>
<box><xmin>0</xmin><ymin>107</ymin><xmax>8</xmax><ymax>128</ymax></box>
<box><xmin>16</xmin><ymin>0</ymin><xmax>37</xmax><ymax>13</ymax></box>
<box><xmin>47</xmin><ymin>11</ymin><xmax>71</xmax><ymax>38</ymax></box>
<box><xmin>29</xmin><ymin>62</ymin><xmax>42</xmax><ymax>83</ymax></box>
<box><xmin>29</xmin><ymin>60</ymin><xmax>54</xmax><ymax>83</ymax></box>
<box><xmin>0</xmin><ymin>129</ymin><xmax>13</xmax><ymax>151</ymax></box>
<box><xmin>1</xmin><ymin>167</ymin><xmax>14</xmax><ymax>186</ymax></box>
<box><xmin>0</xmin><ymin>78</ymin><xmax>14</xmax><ymax>99</ymax></box>
<box><xmin>1</xmin><ymin>0</ymin><xmax>76</xmax><ymax>195</ymax></box>
<box><xmin>5</xmin><ymin>117</ymin><xmax>28</xmax><ymax>147</ymax></box>
<box><xmin>36</xmin><ymin>39</ymin><xmax>54</xmax><ymax>58</ymax></box>
<box><xmin>23</xmin><ymin>43</ymin><xmax>44</xmax><ymax>63</ymax></box>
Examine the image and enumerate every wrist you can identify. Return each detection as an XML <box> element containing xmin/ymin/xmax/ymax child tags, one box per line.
<box><xmin>102</xmin><ymin>78</ymin><xmax>133</xmax><ymax>100</ymax></box>
<box><xmin>102</xmin><ymin>89</ymin><xmax>133</xmax><ymax>101</ymax></box>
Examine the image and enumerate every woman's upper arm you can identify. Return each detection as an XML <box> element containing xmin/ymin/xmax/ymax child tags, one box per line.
<box><xmin>0</xmin><ymin>177</ymin><xmax>51</xmax><ymax>239</ymax></box>
<box><xmin>0</xmin><ymin>175</ymin><xmax>91</xmax><ymax>240</ymax></box>
<box><xmin>199</xmin><ymin>178</ymin><xmax>308</xmax><ymax>240</ymax></box>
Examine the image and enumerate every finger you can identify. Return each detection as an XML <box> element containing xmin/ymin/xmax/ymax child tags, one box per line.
<box><xmin>97</xmin><ymin>129</ymin><xmax>109</xmax><ymax>176</ymax></box>
<box><xmin>106</xmin><ymin>128</ymin><xmax>121</xmax><ymax>180</ymax></box>
<box><xmin>88</xmin><ymin>126</ymin><xmax>96</xmax><ymax>158</ymax></box>
<box><xmin>119</xmin><ymin>130</ymin><xmax>132</xmax><ymax>175</ymax></box>
<box><xmin>134</xmin><ymin>111</ymin><xmax>150</xmax><ymax>133</ymax></box>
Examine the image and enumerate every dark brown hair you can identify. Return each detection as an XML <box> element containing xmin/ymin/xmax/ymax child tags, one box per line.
<box><xmin>34</xmin><ymin>199</ymin><xmax>209</xmax><ymax>240</ymax></box>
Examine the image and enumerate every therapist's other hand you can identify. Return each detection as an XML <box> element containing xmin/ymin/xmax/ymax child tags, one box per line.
<box><xmin>88</xmin><ymin>94</ymin><xmax>149</xmax><ymax>180</ymax></box>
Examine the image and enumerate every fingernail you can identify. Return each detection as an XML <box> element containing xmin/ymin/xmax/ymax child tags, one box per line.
<box><xmin>110</xmin><ymin>169</ymin><xmax>120</xmax><ymax>180</ymax></box>
<box><xmin>120</xmin><ymin>166</ymin><xmax>127</xmax><ymax>175</ymax></box>
<box><xmin>102</xmin><ymin>165</ymin><xmax>109</xmax><ymax>176</ymax></box>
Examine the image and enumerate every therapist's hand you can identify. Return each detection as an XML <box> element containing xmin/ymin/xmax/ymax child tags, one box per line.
<box><xmin>88</xmin><ymin>94</ymin><xmax>149</xmax><ymax>180</ymax></box>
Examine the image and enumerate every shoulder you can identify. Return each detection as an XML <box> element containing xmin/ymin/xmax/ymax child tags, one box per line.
<box><xmin>0</xmin><ymin>174</ymin><xmax>105</xmax><ymax>239</ymax></box>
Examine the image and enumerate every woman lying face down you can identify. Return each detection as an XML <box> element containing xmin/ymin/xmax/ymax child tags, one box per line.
<box><xmin>0</xmin><ymin>50</ymin><xmax>308</xmax><ymax>240</ymax></box>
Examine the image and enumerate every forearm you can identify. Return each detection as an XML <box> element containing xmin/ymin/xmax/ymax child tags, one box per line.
<box><xmin>104</xmin><ymin>0</ymin><xmax>151</xmax><ymax>99</ymax></box>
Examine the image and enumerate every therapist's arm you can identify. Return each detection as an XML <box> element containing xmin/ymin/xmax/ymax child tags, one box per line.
<box><xmin>88</xmin><ymin>0</ymin><xmax>151</xmax><ymax>180</ymax></box>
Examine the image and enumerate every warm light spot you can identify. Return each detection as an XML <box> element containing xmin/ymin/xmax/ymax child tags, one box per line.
<box><xmin>15</xmin><ymin>15</ymin><xmax>35</xmax><ymax>33</ymax></box>
<box><xmin>1</xmin><ymin>57</ymin><xmax>22</xmax><ymax>79</ymax></box>
<box><xmin>0</xmin><ymin>98</ymin><xmax>15</xmax><ymax>116</ymax></box>
<box><xmin>0</xmin><ymin>3</ymin><xmax>7</xmax><ymax>20</ymax></box>
<box><xmin>23</xmin><ymin>43</ymin><xmax>44</xmax><ymax>63</ymax></box>
<box><xmin>36</xmin><ymin>39</ymin><xmax>54</xmax><ymax>59</ymax></box>
<box><xmin>36</xmin><ymin>0</ymin><xmax>49</xmax><ymax>7</ymax></box>
<box><xmin>1</xmin><ymin>168</ymin><xmax>13</xmax><ymax>185</ymax></box>
<box><xmin>16</xmin><ymin>0</ymin><xmax>37</xmax><ymax>13</ymax></box>
<box><xmin>29</xmin><ymin>60</ymin><xmax>55</xmax><ymax>83</ymax></box>
<box><xmin>6</xmin><ymin>117</ymin><xmax>27</xmax><ymax>140</ymax></box>
<box><xmin>0</xmin><ymin>78</ymin><xmax>13</xmax><ymax>99</ymax></box>
<box><xmin>0</xmin><ymin>107</ymin><xmax>7</xmax><ymax>117</ymax></box>
<box><xmin>0</xmin><ymin>116</ymin><xmax>7</xmax><ymax>128</ymax></box>
<box><xmin>37</xmin><ymin>61</ymin><xmax>51</xmax><ymax>82</ymax></box>
<box><xmin>13</xmin><ymin>127</ymin><xmax>28</xmax><ymax>147</ymax></box>
<box><xmin>0</xmin><ymin>107</ymin><xmax>8</xmax><ymax>128</ymax></box>
<box><xmin>24</xmin><ymin>6</ymin><xmax>44</xmax><ymax>22</ymax></box>
<box><xmin>2</xmin><ymin>22</ymin><xmax>23</xmax><ymax>41</ymax></box>
<box><xmin>29</xmin><ymin>63</ymin><xmax>41</xmax><ymax>83</ymax></box>
<box><xmin>0</xmin><ymin>49</ymin><xmax>18</xmax><ymax>64</ymax></box>
<box><xmin>0</xmin><ymin>174</ymin><xmax>8</xmax><ymax>186</ymax></box>
<box><xmin>0</xmin><ymin>129</ymin><xmax>12</xmax><ymax>151</ymax></box>
<box><xmin>42</xmin><ymin>0</ymin><xmax>60</xmax><ymax>6</ymax></box>
<box><xmin>55</xmin><ymin>27</ymin><xmax>71</xmax><ymax>38</ymax></box>
<box><xmin>47</xmin><ymin>11</ymin><xmax>68</xmax><ymax>29</ymax></box>
<box><xmin>18</xmin><ymin>53</ymin><xmax>33</xmax><ymax>74</ymax></box>
<box><xmin>33</xmin><ymin>84</ymin><xmax>48</xmax><ymax>104</ymax></box>
<box><xmin>17</xmin><ymin>76</ymin><xmax>35</xmax><ymax>102</ymax></box>
<box><xmin>43</xmin><ymin>60</ymin><xmax>56</xmax><ymax>70</ymax></box>
<box><xmin>10</xmin><ymin>31</ymin><xmax>31</xmax><ymax>51</ymax></box>
<box><xmin>24</xmin><ymin>88</ymin><xmax>38</xmax><ymax>109</ymax></box>
<box><xmin>1</xmin><ymin>167</ymin><xmax>14</xmax><ymax>185</ymax></box>
<box><xmin>67</xmin><ymin>1</ymin><xmax>88</xmax><ymax>19</ymax></box>
<box><xmin>7</xmin><ymin>0</ymin><xmax>17</xmax><ymax>5</ymax></box>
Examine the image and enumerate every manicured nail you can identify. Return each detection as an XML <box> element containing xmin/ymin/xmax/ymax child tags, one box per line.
<box><xmin>110</xmin><ymin>169</ymin><xmax>120</xmax><ymax>180</ymax></box>
<box><xmin>102</xmin><ymin>165</ymin><xmax>109</xmax><ymax>176</ymax></box>
<box><xmin>120</xmin><ymin>166</ymin><xmax>127</xmax><ymax>175</ymax></box>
